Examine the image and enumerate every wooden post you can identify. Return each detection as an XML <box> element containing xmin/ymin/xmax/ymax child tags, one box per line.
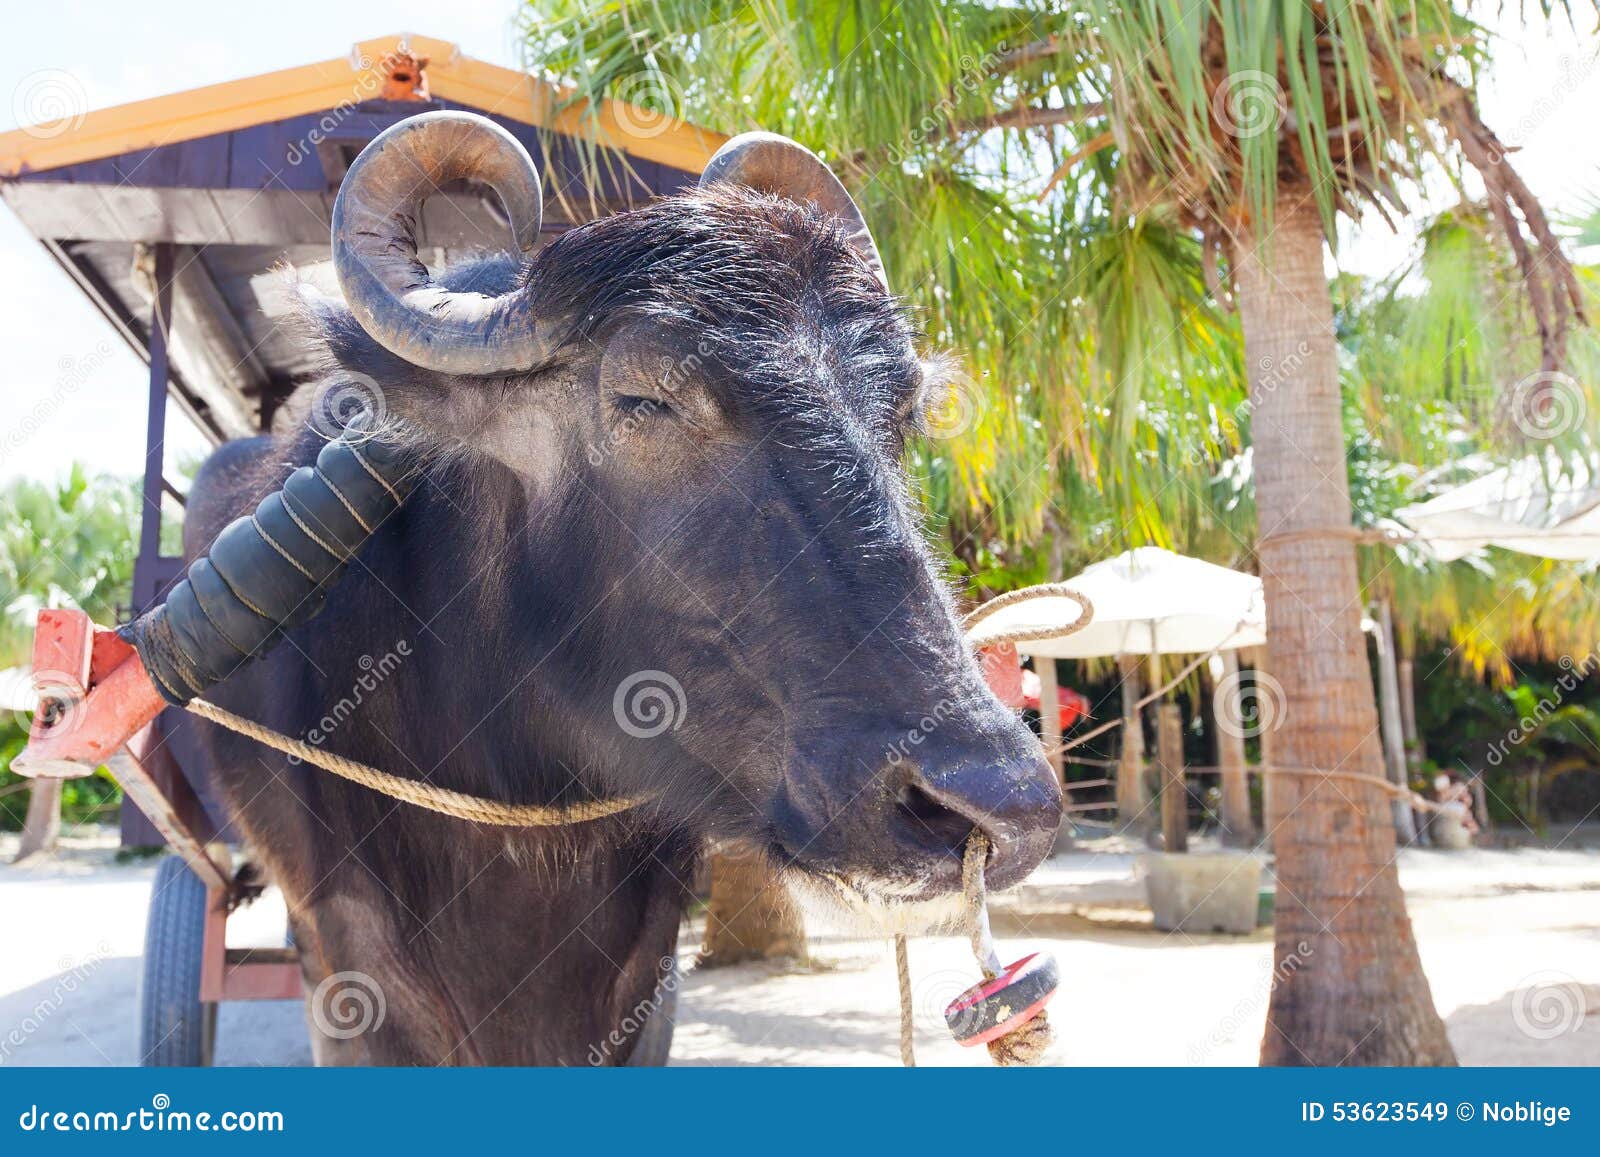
<box><xmin>134</xmin><ymin>242</ymin><xmax>174</xmax><ymax>615</ymax></box>
<box><xmin>1469</xmin><ymin>776</ymin><xmax>1490</xmax><ymax>839</ymax></box>
<box><xmin>1156</xmin><ymin>700</ymin><xmax>1187</xmax><ymax>853</ymax></box>
<box><xmin>1215</xmin><ymin>651</ymin><xmax>1254</xmax><ymax>847</ymax></box>
<box><xmin>700</xmin><ymin>847</ymin><xmax>806</xmax><ymax>966</ymax></box>
<box><xmin>1397</xmin><ymin>651</ymin><xmax>1424</xmax><ymax>775</ymax></box>
<box><xmin>1374</xmin><ymin>601</ymin><xmax>1418</xmax><ymax>844</ymax></box>
<box><xmin>1116</xmin><ymin>654</ymin><xmax>1148</xmax><ymax>832</ymax></box>
<box><xmin>1035</xmin><ymin>656</ymin><xmax>1062</xmax><ymax>784</ymax></box>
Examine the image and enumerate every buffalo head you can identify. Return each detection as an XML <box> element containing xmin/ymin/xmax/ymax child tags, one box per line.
<box><xmin>304</xmin><ymin>112</ymin><xmax>1061</xmax><ymax>928</ymax></box>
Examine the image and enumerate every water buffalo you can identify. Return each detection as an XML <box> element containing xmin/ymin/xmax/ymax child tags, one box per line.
<box><xmin>183</xmin><ymin>112</ymin><xmax>1060</xmax><ymax>1065</ymax></box>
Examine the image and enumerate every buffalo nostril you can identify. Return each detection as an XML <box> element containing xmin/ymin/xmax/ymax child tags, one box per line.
<box><xmin>894</xmin><ymin>782</ymin><xmax>976</xmax><ymax>855</ymax></box>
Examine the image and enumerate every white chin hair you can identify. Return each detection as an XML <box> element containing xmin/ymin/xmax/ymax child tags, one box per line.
<box><xmin>782</xmin><ymin>868</ymin><xmax>967</xmax><ymax>938</ymax></box>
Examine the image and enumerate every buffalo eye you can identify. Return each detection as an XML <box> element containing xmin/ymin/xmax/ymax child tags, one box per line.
<box><xmin>610</xmin><ymin>394</ymin><xmax>673</xmax><ymax>421</ymax></box>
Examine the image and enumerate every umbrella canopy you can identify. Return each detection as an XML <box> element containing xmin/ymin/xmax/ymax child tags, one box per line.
<box><xmin>1395</xmin><ymin>453</ymin><xmax>1600</xmax><ymax>562</ymax></box>
<box><xmin>966</xmin><ymin>547</ymin><xmax>1266</xmax><ymax>659</ymax></box>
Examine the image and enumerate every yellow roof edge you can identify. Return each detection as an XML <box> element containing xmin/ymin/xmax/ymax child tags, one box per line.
<box><xmin>0</xmin><ymin>32</ymin><xmax>726</xmax><ymax>179</ymax></box>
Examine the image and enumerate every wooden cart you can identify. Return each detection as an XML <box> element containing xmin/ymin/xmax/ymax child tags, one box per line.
<box><xmin>2</xmin><ymin>33</ymin><xmax>720</xmax><ymax>1064</ymax></box>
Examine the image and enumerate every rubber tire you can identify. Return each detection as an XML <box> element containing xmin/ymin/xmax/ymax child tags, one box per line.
<box><xmin>139</xmin><ymin>856</ymin><xmax>218</xmax><ymax>1066</ymax></box>
<box><xmin>625</xmin><ymin>968</ymin><xmax>678</xmax><ymax>1067</ymax></box>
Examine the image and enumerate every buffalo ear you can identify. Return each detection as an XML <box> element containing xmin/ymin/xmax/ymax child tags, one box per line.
<box><xmin>907</xmin><ymin>350</ymin><xmax>965</xmax><ymax>435</ymax></box>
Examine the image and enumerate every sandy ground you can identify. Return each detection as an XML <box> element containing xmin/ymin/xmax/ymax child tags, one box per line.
<box><xmin>0</xmin><ymin>829</ymin><xmax>1595</xmax><ymax>1067</ymax></box>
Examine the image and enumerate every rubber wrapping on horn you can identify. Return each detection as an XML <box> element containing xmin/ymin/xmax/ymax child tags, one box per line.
<box><xmin>123</xmin><ymin>428</ymin><xmax>420</xmax><ymax>706</ymax></box>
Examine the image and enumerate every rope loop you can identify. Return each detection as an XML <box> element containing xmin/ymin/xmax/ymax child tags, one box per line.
<box><xmin>962</xmin><ymin>583</ymin><xmax>1095</xmax><ymax>648</ymax></box>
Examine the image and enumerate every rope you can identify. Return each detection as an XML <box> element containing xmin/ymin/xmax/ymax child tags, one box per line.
<box><xmin>1257</xmin><ymin>763</ymin><xmax>1454</xmax><ymax>814</ymax></box>
<box><xmin>962</xmin><ymin>583</ymin><xmax>1095</xmax><ymax>647</ymax></box>
<box><xmin>185</xmin><ymin>698</ymin><xmax>645</xmax><ymax>827</ymax></box>
<box><xmin>895</xmin><ymin>934</ymin><xmax>915</xmax><ymax>1067</ymax></box>
<box><xmin>1056</xmin><ymin>632</ymin><xmax>1247</xmax><ymax>755</ymax></box>
<box><xmin>962</xmin><ymin>833</ymin><xmax>998</xmax><ymax>975</ymax></box>
<box><xmin>1256</xmin><ymin>524</ymin><xmax>1372</xmax><ymax>549</ymax></box>
<box><xmin>892</xmin><ymin>833</ymin><xmax>1053</xmax><ymax>1067</ymax></box>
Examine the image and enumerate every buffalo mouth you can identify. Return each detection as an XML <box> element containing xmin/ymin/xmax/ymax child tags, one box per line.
<box><xmin>766</xmin><ymin>839</ymin><xmax>975</xmax><ymax>936</ymax></box>
<box><xmin>760</xmin><ymin>776</ymin><xmax>1059</xmax><ymax>931</ymax></box>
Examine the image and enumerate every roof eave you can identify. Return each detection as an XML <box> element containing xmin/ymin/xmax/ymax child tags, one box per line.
<box><xmin>0</xmin><ymin>32</ymin><xmax>725</xmax><ymax>179</ymax></box>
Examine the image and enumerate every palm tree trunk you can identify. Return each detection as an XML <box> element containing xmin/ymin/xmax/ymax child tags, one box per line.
<box><xmin>1232</xmin><ymin>189</ymin><xmax>1455</xmax><ymax>1066</ymax></box>
<box><xmin>1115</xmin><ymin>655</ymin><xmax>1149</xmax><ymax>833</ymax></box>
<box><xmin>699</xmin><ymin>848</ymin><xmax>807</xmax><ymax>967</ymax></box>
<box><xmin>15</xmin><ymin>779</ymin><xmax>62</xmax><ymax>862</ymax></box>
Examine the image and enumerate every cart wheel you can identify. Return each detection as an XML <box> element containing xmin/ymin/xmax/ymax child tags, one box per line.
<box><xmin>139</xmin><ymin>856</ymin><xmax>218</xmax><ymax>1067</ymax></box>
<box><xmin>625</xmin><ymin>964</ymin><xmax>677</xmax><ymax>1067</ymax></box>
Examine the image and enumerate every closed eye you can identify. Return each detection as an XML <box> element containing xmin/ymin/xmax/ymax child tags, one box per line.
<box><xmin>611</xmin><ymin>395</ymin><xmax>671</xmax><ymax>420</ymax></box>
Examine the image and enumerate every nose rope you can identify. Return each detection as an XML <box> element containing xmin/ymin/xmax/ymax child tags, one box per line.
<box><xmin>891</xmin><ymin>584</ymin><xmax>1097</xmax><ymax>1066</ymax></box>
<box><xmin>893</xmin><ymin>833</ymin><xmax>1055</xmax><ymax>1067</ymax></box>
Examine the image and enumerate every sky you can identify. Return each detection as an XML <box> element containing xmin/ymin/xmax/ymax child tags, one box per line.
<box><xmin>2</xmin><ymin>2</ymin><xmax>1599</xmax><ymax>486</ymax></box>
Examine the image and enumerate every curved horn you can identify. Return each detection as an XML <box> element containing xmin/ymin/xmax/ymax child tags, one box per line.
<box><xmin>700</xmin><ymin>131</ymin><xmax>888</xmax><ymax>290</ymax></box>
<box><xmin>331</xmin><ymin>111</ymin><xmax>548</xmax><ymax>375</ymax></box>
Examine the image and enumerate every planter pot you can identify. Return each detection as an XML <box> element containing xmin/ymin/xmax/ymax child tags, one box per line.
<box><xmin>1433</xmin><ymin>807</ymin><xmax>1473</xmax><ymax>849</ymax></box>
<box><xmin>1138</xmin><ymin>851</ymin><xmax>1263</xmax><ymax>935</ymax></box>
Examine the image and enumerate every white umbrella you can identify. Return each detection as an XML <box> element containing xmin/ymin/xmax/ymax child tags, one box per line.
<box><xmin>1396</xmin><ymin>452</ymin><xmax>1600</xmax><ymax>562</ymax></box>
<box><xmin>965</xmin><ymin>546</ymin><xmax>1266</xmax><ymax>659</ymax></box>
<box><xmin>0</xmin><ymin>667</ymin><xmax>37</xmax><ymax>713</ymax></box>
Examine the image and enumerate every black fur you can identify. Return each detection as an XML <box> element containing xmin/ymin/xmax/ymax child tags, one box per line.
<box><xmin>188</xmin><ymin>183</ymin><xmax>1059</xmax><ymax>1065</ymax></box>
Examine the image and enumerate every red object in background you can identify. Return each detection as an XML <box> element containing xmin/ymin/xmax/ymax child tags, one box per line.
<box><xmin>978</xmin><ymin>644</ymin><xmax>1026</xmax><ymax>707</ymax></box>
<box><xmin>1021</xmin><ymin>669</ymin><xmax>1091</xmax><ymax>731</ymax></box>
<box><xmin>977</xmin><ymin>644</ymin><xmax>1090</xmax><ymax>730</ymax></box>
